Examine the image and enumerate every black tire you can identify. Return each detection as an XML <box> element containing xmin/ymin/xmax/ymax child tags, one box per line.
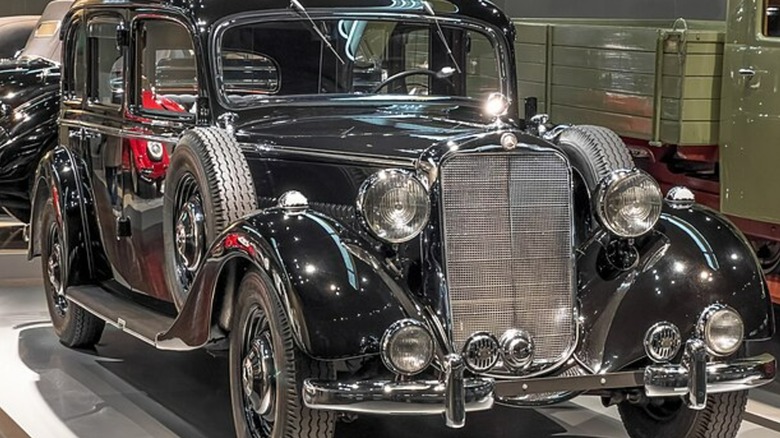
<box><xmin>618</xmin><ymin>391</ymin><xmax>748</xmax><ymax>438</ymax></box>
<box><xmin>40</xmin><ymin>201</ymin><xmax>104</xmax><ymax>348</ymax></box>
<box><xmin>556</xmin><ymin>125</ymin><xmax>635</xmax><ymax>191</ymax></box>
<box><xmin>163</xmin><ymin>128</ymin><xmax>257</xmax><ymax>309</ymax></box>
<box><xmin>230</xmin><ymin>271</ymin><xmax>336</xmax><ymax>438</ymax></box>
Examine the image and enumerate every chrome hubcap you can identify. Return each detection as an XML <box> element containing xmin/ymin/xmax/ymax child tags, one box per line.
<box><xmin>47</xmin><ymin>226</ymin><xmax>67</xmax><ymax>316</ymax></box>
<box><xmin>175</xmin><ymin>199</ymin><xmax>205</xmax><ymax>272</ymax></box>
<box><xmin>242</xmin><ymin>334</ymin><xmax>276</xmax><ymax>416</ymax></box>
<box><xmin>241</xmin><ymin>307</ymin><xmax>277</xmax><ymax>436</ymax></box>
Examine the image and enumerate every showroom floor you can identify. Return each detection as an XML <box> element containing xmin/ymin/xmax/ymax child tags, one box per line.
<box><xmin>1</xmin><ymin>219</ymin><xmax>780</xmax><ymax>437</ymax></box>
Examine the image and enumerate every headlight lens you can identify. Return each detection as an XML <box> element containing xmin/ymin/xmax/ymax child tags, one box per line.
<box><xmin>597</xmin><ymin>170</ymin><xmax>663</xmax><ymax>238</ymax></box>
<box><xmin>358</xmin><ymin>170</ymin><xmax>431</xmax><ymax>244</ymax></box>
<box><xmin>381</xmin><ymin>320</ymin><xmax>435</xmax><ymax>376</ymax></box>
<box><xmin>702</xmin><ymin>307</ymin><xmax>744</xmax><ymax>356</ymax></box>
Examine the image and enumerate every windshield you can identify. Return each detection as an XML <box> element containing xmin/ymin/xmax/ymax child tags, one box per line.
<box><xmin>216</xmin><ymin>17</ymin><xmax>505</xmax><ymax>108</ymax></box>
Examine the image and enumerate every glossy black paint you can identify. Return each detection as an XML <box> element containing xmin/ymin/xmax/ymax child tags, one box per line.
<box><xmin>160</xmin><ymin>210</ymin><xmax>410</xmax><ymax>359</ymax></box>
<box><xmin>0</xmin><ymin>58</ymin><xmax>60</xmax><ymax>221</ymax></box>
<box><xmin>576</xmin><ymin>204</ymin><xmax>775</xmax><ymax>373</ymax></box>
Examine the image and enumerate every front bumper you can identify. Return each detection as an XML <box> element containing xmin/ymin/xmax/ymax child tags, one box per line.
<box><xmin>303</xmin><ymin>351</ymin><xmax>776</xmax><ymax>428</ymax></box>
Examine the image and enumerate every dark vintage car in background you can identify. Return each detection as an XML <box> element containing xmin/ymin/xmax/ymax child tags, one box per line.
<box><xmin>0</xmin><ymin>0</ymin><xmax>72</xmax><ymax>222</ymax></box>
<box><xmin>5</xmin><ymin>0</ymin><xmax>777</xmax><ymax>437</ymax></box>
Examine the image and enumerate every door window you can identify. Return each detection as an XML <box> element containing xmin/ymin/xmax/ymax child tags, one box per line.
<box><xmin>66</xmin><ymin>21</ymin><xmax>87</xmax><ymax>101</ymax></box>
<box><xmin>765</xmin><ymin>0</ymin><xmax>780</xmax><ymax>36</ymax></box>
<box><xmin>136</xmin><ymin>19</ymin><xmax>198</xmax><ymax>116</ymax></box>
<box><xmin>89</xmin><ymin>19</ymin><xmax>125</xmax><ymax>106</ymax></box>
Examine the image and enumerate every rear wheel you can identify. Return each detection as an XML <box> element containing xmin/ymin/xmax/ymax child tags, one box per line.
<box><xmin>618</xmin><ymin>391</ymin><xmax>748</xmax><ymax>438</ymax></box>
<box><xmin>40</xmin><ymin>201</ymin><xmax>104</xmax><ymax>348</ymax></box>
<box><xmin>229</xmin><ymin>271</ymin><xmax>335</xmax><ymax>438</ymax></box>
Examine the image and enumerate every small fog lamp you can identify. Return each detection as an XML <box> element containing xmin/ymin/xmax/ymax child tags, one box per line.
<box><xmin>147</xmin><ymin>141</ymin><xmax>165</xmax><ymax>162</ymax></box>
<box><xmin>701</xmin><ymin>306</ymin><xmax>744</xmax><ymax>357</ymax></box>
<box><xmin>381</xmin><ymin>319</ymin><xmax>435</xmax><ymax>376</ymax></box>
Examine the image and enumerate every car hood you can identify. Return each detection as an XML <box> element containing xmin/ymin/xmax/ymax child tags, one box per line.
<box><xmin>235</xmin><ymin>102</ymin><xmax>509</xmax><ymax>162</ymax></box>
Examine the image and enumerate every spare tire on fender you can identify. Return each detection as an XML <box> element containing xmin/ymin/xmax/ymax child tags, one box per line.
<box><xmin>555</xmin><ymin>125</ymin><xmax>635</xmax><ymax>192</ymax></box>
<box><xmin>163</xmin><ymin>127</ymin><xmax>258</xmax><ymax>310</ymax></box>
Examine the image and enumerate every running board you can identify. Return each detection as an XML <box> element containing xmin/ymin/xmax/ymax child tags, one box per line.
<box><xmin>67</xmin><ymin>285</ymin><xmax>175</xmax><ymax>348</ymax></box>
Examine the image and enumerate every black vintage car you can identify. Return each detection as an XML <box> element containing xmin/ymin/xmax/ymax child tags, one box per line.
<box><xmin>19</xmin><ymin>0</ymin><xmax>776</xmax><ymax>437</ymax></box>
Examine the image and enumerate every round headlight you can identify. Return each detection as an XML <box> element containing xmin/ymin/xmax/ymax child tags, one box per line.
<box><xmin>147</xmin><ymin>141</ymin><xmax>165</xmax><ymax>162</ymax></box>
<box><xmin>597</xmin><ymin>170</ymin><xmax>663</xmax><ymax>238</ymax></box>
<box><xmin>701</xmin><ymin>306</ymin><xmax>744</xmax><ymax>356</ymax></box>
<box><xmin>381</xmin><ymin>319</ymin><xmax>435</xmax><ymax>376</ymax></box>
<box><xmin>358</xmin><ymin>170</ymin><xmax>431</xmax><ymax>244</ymax></box>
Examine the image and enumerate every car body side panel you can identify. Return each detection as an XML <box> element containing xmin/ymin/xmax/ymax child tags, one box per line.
<box><xmin>159</xmin><ymin>209</ymin><xmax>409</xmax><ymax>359</ymax></box>
<box><xmin>577</xmin><ymin>204</ymin><xmax>774</xmax><ymax>373</ymax></box>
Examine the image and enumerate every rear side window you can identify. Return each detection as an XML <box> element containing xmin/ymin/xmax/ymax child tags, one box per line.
<box><xmin>136</xmin><ymin>19</ymin><xmax>198</xmax><ymax>116</ymax></box>
<box><xmin>66</xmin><ymin>21</ymin><xmax>87</xmax><ymax>101</ymax></box>
<box><xmin>89</xmin><ymin>19</ymin><xmax>125</xmax><ymax>106</ymax></box>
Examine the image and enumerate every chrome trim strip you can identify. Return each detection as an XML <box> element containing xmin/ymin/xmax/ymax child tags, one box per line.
<box><xmin>302</xmin><ymin>377</ymin><xmax>494</xmax><ymax>416</ymax></box>
<box><xmin>250</xmin><ymin>143</ymin><xmax>417</xmax><ymax>168</ymax></box>
<box><xmin>59</xmin><ymin>119</ymin><xmax>181</xmax><ymax>144</ymax></box>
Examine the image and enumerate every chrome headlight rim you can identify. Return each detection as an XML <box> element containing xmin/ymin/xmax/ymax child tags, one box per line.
<box><xmin>596</xmin><ymin>168</ymin><xmax>663</xmax><ymax>239</ymax></box>
<box><xmin>380</xmin><ymin>319</ymin><xmax>435</xmax><ymax>376</ymax></box>
<box><xmin>697</xmin><ymin>304</ymin><xmax>745</xmax><ymax>357</ymax></box>
<box><xmin>357</xmin><ymin>169</ymin><xmax>431</xmax><ymax>244</ymax></box>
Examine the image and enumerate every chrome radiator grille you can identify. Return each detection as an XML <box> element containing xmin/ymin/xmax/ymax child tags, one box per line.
<box><xmin>440</xmin><ymin>152</ymin><xmax>575</xmax><ymax>366</ymax></box>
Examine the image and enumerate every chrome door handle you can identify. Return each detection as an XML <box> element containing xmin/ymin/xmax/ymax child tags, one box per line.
<box><xmin>739</xmin><ymin>68</ymin><xmax>756</xmax><ymax>78</ymax></box>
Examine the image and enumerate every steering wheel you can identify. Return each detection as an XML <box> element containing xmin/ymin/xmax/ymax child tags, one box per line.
<box><xmin>372</xmin><ymin>69</ymin><xmax>452</xmax><ymax>94</ymax></box>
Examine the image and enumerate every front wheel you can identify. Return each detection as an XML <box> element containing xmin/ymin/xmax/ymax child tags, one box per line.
<box><xmin>229</xmin><ymin>271</ymin><xmax>335</xmax><ymax>438</ymax></box>
<box><xmin>618</xmin><ymin>391</ymin><xmax>748</xmax><ymax>438</ymax></box>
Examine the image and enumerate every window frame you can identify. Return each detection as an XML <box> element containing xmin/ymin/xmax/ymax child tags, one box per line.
<box><xmin>85</xmin><ymin>14</ymin><xmax>127</xmax><ymax>110</ymax></box>
<box><xmin>129</xmin><ymin>14</ymin><xmax>199</xmax><ymax>123</ymax></box>
<box><xmin>63</xmin><ymin>14</ymin><xmax>87</xmax><ymax>105</ymax></box>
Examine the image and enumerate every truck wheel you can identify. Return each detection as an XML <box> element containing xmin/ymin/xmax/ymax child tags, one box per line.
<box><xmin>163</xmin><ymin>128</ymin><xmax>257</xmax><ymax>310</ymax></box>
<box><xmin>40</xmin><ymin>200</ymin><xmax>104</xmax><ymax>348</ymax></box>
<box><xmin>230</xmin><ymin>271</ymin><xmax>335</xmax><ymax>438</ymax></box>
<box><xmin>618</xmin><ymin>391</ymin><xmax>748</xmax><ymax>438</ymax></box>
<box><xmin>556</xmin><ymin>125</ymin><xmax>635</xmax><ymax>191</ymax></box>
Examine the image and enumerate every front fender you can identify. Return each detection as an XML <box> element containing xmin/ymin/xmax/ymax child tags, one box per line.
<box><xmin>577</xmin><ymin>204</ymin><xmax>774</xmax><ymax>373</ymax></box>
<box><xmin>159</xmin><ymin>208</ymin><xmax>409</xmax><ymax>359</ymax></box>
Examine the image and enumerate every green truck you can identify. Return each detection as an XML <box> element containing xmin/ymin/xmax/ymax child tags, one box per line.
<box><xmin>514</xmin><ymin>0</ymin><xmax>780</xmax><ymax>276</ymax></box>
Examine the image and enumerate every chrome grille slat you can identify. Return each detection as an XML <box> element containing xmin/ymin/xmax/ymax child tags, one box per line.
<box><xmin>441</xmin><ymin>152</ymin><xmax>575</xmax><ymax>367</ymax></box>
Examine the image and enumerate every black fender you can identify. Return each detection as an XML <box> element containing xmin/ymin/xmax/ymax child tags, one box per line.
<box><xmin>158</xmin><ymin>208</ymin><xmax>410</xmax><ymax>359</ymax></box>
<box><xmin>576</xmin><ymin>204</ymin><xmax>774</xmax><ymax>373</ymax></box>
<box><xmin>28</xmin><ymin>146</ymin><xmax>99</xmax><ymax>286</ymax></box>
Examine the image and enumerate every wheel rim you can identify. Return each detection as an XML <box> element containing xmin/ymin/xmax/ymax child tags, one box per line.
<box><xmin>241</xmin><ymin>305</ymin><xmax>277</xmax><ymax>437</ymax></box>
<box><xmin>46</xmin><ymin>222</ymin><xmax>67</xmax><ymax>317</ymax></box>
<box><xmin>173</xmin><ymin>173</ymin><xmax>205</xmax><ymax>293</ymax></box>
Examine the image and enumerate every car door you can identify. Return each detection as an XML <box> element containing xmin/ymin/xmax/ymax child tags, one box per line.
<box><xmin>721</xmin><ymin>0</ymin><xmax>780</xmax><ymax>224</ymax></box>
<box><xmin>117</xmin><ymin>15</ymin><xmax>200</xmax><ymax>300</ymax></box>
<box><xmin>81</xmin><ymin>13</ymin><xmax>145</xmax><ymax>292</ymax></box>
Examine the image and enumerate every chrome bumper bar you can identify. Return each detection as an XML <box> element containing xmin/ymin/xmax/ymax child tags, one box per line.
<box><xmin>303</xmin><ymin>352</ymin><xmax>775</xmax><ymax>429</ymax></box>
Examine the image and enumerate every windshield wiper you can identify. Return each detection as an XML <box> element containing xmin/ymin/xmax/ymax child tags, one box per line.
<box><xmin>423</xmin><ymin>1</ymin><xmax>462</xmax><ymax>74</ymax></box>
<box><xmin>290</xmin><ymin>0</ymin><xmax>346</xmax><ymax>65</ymax></box>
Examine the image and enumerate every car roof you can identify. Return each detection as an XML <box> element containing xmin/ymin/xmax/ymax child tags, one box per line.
<box><xmin>70</xmin><ymin>0</ymin><xmax>515</xmax><ymax>40</ymax></box>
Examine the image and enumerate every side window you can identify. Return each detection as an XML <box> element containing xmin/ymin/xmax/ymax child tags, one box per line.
<box><xmin>137</xmin><ymin>20</ymin><xmax>198</xmax><ymax>116</ymax></box>
<box><xmin>766</xmin><ymin>0</ymin><xmax>780</xmax><ymax>37</ymax></box>
<box><xmin>67</xmin><ymin>22</ymin><xmax>87</xmax><ymax>101</ymax></box>
<box><xmin>89</xmin><ymin>19</ymin><xmax>125</xmax><ymax>106</ymax></box>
